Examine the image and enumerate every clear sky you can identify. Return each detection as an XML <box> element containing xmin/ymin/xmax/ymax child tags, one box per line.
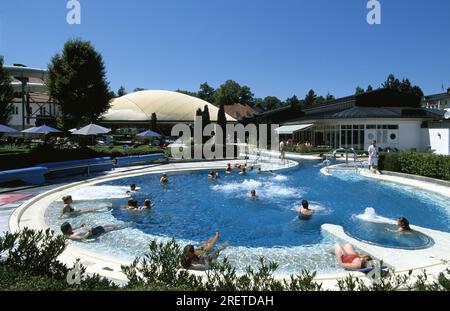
<box><xmin>0</xmin><ymin>0</ymin><xmax>449</xmax><ymax>100</ymax></box>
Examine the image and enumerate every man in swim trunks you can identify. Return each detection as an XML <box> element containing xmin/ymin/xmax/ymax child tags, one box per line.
<box><xmin>334</xmin><ymin>243</ymin><xmax>372</xmax><ymax>270</ymax></box>
<box><xmin>60</xmin><ymin>222</ymin><xmax>128</xmax><ymax>241</ymax></box>
<box><xmin>61</xmin><ymin>195</ymin><xmax>112</xmax><ymax>216</ymax></box>
<box><xmin>160</xmin><ymin>173</ymin><xmax>169</xmax><ymax>184</ymax></box>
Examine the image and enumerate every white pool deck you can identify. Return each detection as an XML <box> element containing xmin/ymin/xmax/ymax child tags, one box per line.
<box><xmin>7</xmin><ymin>156</ymin><xmax>450</xmax><ymax>289</ymax></box>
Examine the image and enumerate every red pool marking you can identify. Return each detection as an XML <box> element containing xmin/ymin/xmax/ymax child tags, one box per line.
<box><xmin>0</xmin><ymin>194</ymin><xmax>31</xmax><ymax>206</ymax></box>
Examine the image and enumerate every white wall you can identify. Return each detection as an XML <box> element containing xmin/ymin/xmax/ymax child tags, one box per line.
<box><xmin>429</xmin><ymin>128</ymin><xmax>450</xmax><ymax>155</ymax></box>
<box><xmin>398</xmin><ymin>121</ymin><xmax>424</xmax><ymax>151</ymax></box>
<box><xmin>9</xmin><ymin>103</ymin><xmax>60</xmax><ymax>129</ymax></box>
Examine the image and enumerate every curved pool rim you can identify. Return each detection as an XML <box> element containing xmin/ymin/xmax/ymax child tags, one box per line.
<box><xmin>9</xmin><ymin>159</ymin><xmax>450</xmax><ymax>287</ymax></box>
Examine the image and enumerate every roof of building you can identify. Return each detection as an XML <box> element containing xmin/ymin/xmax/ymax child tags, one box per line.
<box><xmin>103</xmin><ymin>90</ymin><xmax>236</xmax><ymax>123</ymax></box>
<box><xmin>223</xmin><ymin>103</ymin><xmax>257</xmax><ymax>120</ymax></box>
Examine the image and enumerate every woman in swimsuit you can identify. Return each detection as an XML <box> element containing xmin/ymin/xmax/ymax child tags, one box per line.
<box><xmin>334</xmin><ymin>243</ymin><xmax>372</xmax><ymax>270</ymax></box>
<box><xmin>181</xmin><ymin>232</ymin><xmax>226</xmax><ymax>270</ymax></box>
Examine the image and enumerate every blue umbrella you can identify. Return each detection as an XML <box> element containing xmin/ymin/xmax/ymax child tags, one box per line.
<box><xmin>22</xmin><ymin>124</ymin><xmax>62</xmax><ymax>134</ymax></box>
<box><xmin>0</xmin><ymin>124</ymin><xmax>18</xmax><ymax>133</ymax></box>
<box><xmin>136</xmin><ymin>130</ymin><xmax>161</xmax><ymax>137</ymax></box>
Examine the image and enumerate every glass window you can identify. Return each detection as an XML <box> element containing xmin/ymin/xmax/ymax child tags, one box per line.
<box><xmin>366</xmin><ymin>125</ymin><xmax>376</xmax><ymax>129</ymax></box>
<box><xmin>388</xmin><ymin>125</ymin><xmax>399</xmax><ymax>129</ymax></box>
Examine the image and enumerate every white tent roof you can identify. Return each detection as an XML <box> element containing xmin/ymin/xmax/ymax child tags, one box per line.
<box><xmin>275</xmin><ymin>124</ymin><xmax>314</xmax><ymax>134</ymax></box>
<box><xmin>72</xmin><ymin>124</ymin><xmax>111</xmax><ymax>135</ymax></box>
<box><xmin>103</xmin><ymin>90</ymin><xmax>236</xmax><ymax>122</ymax></box>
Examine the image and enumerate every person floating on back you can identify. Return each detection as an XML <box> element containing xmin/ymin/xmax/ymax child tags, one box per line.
<box><xmin>60</xmin><ymin>222</ymin><xmax>128</xmax><ymax>241</ymax></box>
<box><xmin>299</xmin><ymin>200</ymin><xmax>314</xmax><ymax>219</ymax></box>
<box><xmin>61</xmin><ymin>195</ymin><xmax>112</xmax><ymax>217</ymax></box>
<box><xmin>180</xmin><ymin>232</ymin><xmax>226</xmax><ymax>271</ymax></box>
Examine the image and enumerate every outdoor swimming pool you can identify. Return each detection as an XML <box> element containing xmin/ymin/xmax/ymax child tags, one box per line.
<box><xmin>44</xmin><ymin>160</ymin><xmax>450</xmax><ymax>275</ymax></box>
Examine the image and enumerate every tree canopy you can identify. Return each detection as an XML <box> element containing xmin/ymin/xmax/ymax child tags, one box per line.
<box><xmin>0</xmin><ymin>56</ymin><xmax>14</xmax><ymax>124</ymax></box>
<box><xmin>46</xmin><ymin>39</ymin><xmax>112</xmax><ymax>129</ymax></box>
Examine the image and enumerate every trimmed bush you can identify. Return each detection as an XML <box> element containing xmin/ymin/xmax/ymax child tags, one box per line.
<box><xmin>379</xmin><ymin>152</ymin><xmax>450</xmax><ymax>182</ymax></box>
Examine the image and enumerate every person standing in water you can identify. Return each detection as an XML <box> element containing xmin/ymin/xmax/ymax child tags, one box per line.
<box><xmin>299</xmin><ymin>200</ymin><xmax>314</xmax><ymax>219</ymax></box>
<box><xmin>368</xmin><ymin>140</ymin><xmax>379</xmax><ymax>172</ymax></box>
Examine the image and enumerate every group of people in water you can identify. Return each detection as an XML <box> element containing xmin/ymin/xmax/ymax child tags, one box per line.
<box><xmin>58</xmin><ymin>161</ymin><xmax>414</xmax><ymax>272</ymax></box>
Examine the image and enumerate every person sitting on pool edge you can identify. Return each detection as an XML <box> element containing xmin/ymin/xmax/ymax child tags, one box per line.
<box><xmin>61</xmin><ymin>195</ymin><xmax>112</xmax><ymax>217</ymax></box>
<box><xmin>334</xmin><ymin>243</ymin><xmax>373</xmax><ymax>270</ymax></box>
<box><xmin>160</xmin><ymin>173</ymin><xmax>169</xmax><ymax>184</ymax></box>
<box><xmin>397</xmin><ymin>217</ymin><xmax>412</xmax><ymax>232</ymax></box>
<box><xmin>299</xmin><ymin>200</ymin><xmax>314</xmax><ymax>219</ymax></box>
<box><xmin>226</xmin><ymin>164</ymin><xmax>232</xmax><ymax>175</ymax></box>
<box><xmin>60</xmin><ymin>222</ymin><xmax>128</xmax><ymax>241</ymax></box>
<box><xmin>181</xmin><ymin>232</ymin><xmax>225</xmax><ymax>270</ymax></box>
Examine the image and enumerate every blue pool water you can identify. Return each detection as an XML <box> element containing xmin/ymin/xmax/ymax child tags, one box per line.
<box><xmin>45</xmin><ymin>160</ymin><xmax>450</xmax><ymax>274</ymax></box>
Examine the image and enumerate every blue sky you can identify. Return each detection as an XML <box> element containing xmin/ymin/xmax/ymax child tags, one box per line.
<box><xmin>0</xmin><ymin>0</ymin><xmax>449</xmax><ymax>100</ymax></box>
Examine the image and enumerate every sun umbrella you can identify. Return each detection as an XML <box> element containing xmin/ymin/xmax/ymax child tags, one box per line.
<box><xmin>71</xmin><ymin>123</ymin><xmax>111</xmax><ymax>136</ymax></box>
<box><xmin>22</xmin><ymin>124</ymin><xmax>62</xmax><ymax>134</ymax></box>
<box><xmin>136</xmin><ymin>130</ymin><xmax>161</xmax><ymax>137</ymax></box>
<box><xmin>0</xmin><ymin>124</ymin><xmax>18</xmax><ymax>133</ymax></box>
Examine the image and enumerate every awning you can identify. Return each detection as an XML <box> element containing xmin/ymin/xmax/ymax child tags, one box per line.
<box><xmin>275</xmin><ymin>124</ymin><xmax>314</xmax><ymax>135</ymax></box>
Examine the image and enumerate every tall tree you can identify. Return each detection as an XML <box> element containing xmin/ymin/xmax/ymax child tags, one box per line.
<box><xmin>0</xmin><ymin>56</ymin><xmax>14</xmax><ymax>124</ymax></box>
<box><xmin>214</xmin><ymin>80</ymin><xmax>241</xmax><ymax>106</ymax></box>
<box><xmin>304</xmin><ymin>89</ymin><xmax>317</xmax><ymax>106</ymax></box>
<box><xmin>217</xmin><ymin>104</ymin><xmax>227</xmax><ymax>130</ymax></box>
<box><xmin>286</xmin><ymin>95</ymin><xmax>301</xmax><ymax>108</ymax></box>
<box><xmin>355</xmin><ymin>86</ymin><xmax>365</xmax><ymax>95</ymax></box>
<box><xmin>117</xmin><ymin>86</ymin><xmax>127</xmax><ymax>97</ymax></box>
<box><xmin>367</xmin><ymin>85</ymin><xmax>374</xmax><ymax>92</ymax></box>
<box><xmin>46</xmin><ymin>39</ymin><xmax>112</xmax><ymax>129</ymax></box>
<box><xmin>382</xmin><ymin>74</ymin><xmax>401</xmax><ymax>90</ymax></box>
<box><xmin>325</xmin><ymin>93</ymin><xmax>335</xmax><ymax>101</ymax></box>
<box><xmin>262</xmin><ymin>96</ymin><xmax>282</xmax><ymax>111</ymax></box>
<box><xmin>198</xmin><ymin>82</ymin><xmax>215</xmax><ymax>103</ymax></box>
<box><xmin>238</xmin><ymin>85</ymin><xmax>255</xmax><ymax>106</ymax></box>
<box><xmin>202</xmin><ymin>105</ymin><xmax>211</xmax><ymax>126</ymax></box>
<box><xmin>150</xmin><ymin>113</ymin><xmax>157</xmax><ymax>131</ymax></box>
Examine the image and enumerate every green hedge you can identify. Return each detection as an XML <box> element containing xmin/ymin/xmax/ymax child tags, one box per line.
<box><xmin>379</xmin><ymin>152</ymin><xmax>450</xmax><ymax>182</ymax></box>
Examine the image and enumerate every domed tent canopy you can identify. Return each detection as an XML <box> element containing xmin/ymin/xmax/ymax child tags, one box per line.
<box><xmin>102</xmin><ymin>90</ymin><xmax>236</xmax><ymax>123</ymax></box>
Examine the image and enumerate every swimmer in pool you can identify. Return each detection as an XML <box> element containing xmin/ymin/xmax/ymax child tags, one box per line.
<box><xmin>208</xmin><ymin>171</ymin><xmax>219</xmax><ymax>179</ymax></box>
<box><xmin>226</xmin><ymin>164</ymin><xmax>232</xmax><ymax>175</ymax></box>
<box><xmin>298</xmin><ymin>200</ymin><xmax>314</xmax><ymax>219</ymax></box>
<box><xmin>250</xmin><ymin>189</ymin><xmax>257</xmax><ymax>198</ymax></box>
<box><xmin>257</xmin><ymin>167</ymin><xmax>262</xmax><ymax>174</ymax></box>
<box><xmin>397</xmin><ymin>217</ymin><xmax>412</xmax><ymax>233</ymax></box>
<box><xmin>126</xmin><ymin>184</ymin><xmax>138</xmax><ymax>194</ymax></box>
<box><xmin>60</xmin><ymin>222</ymin><xmax>128</xmax><ymax>241</ymax></box>
<box><xmin>334</xmin><ymin>243</ymin><xmax>373</xmax><ymax>270</ymax></box>
<box><xmin>141</xmin><ymin>199</ymin><xmax>153</xmax><ymax>210</ymax></box>
<box><xmin>126</xmin><ymin>199</ymin><xmax>139</xmax><ymax>210</ymax></box>
<box><xmin>239</xmin><ymin>166</ymin><xmax>247</xmax><ymax>175</ymax></box>
<box><xmin>61</xmin><ymin>195</ymin><xmax>112</xmax><ymax>217</ymax></box>
<box><xmin>160</xmin><ymin>173</ymin><xmax>169</xmax><ymax>184</ymax></box>
<box><xmin>180</xmin><ymin>232</ymin><xmax>227</xmax><ymax>270</ymax></box>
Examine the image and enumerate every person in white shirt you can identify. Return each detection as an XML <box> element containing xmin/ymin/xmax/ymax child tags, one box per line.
<box><xmin>368</xmin><ymin>140</ymin><xmax>379</xmax><ymax>171</ymax></box>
